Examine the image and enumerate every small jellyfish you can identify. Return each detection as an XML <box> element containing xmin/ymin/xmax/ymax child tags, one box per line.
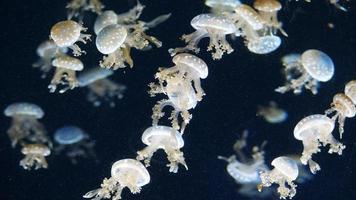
<box><xmin>325</xmin><ymin>93</ymin><xmax>355</xmax><ymax>139</ymax></box>
<box><xmin>344</xmin><ymin>80</ymin><xmax>356</xmax><ymax>104</ymax></box>
<box><xmin>48</xmin><ymin>54</ymin><xmax>84</xmax><ymax>93</ymax></box>
<box><xmin>54</xmin><ymin>126</ymin><xmax>97</xmax><ymax>164</ymax></box>
<box><xmin>149</xmin><ymin>53</ymin><xmax>208</xmax><ymax>131</ymax></box>
<box><xmin>169</xmin><ymin>14</ymin><xmax>236</xmax><ymax>60</ymax></box>
<box><xmin>136</xmin><ymin>125</ymin><xmax>187</xmax><ymax>173</ymax></box>
<box><xmin>32</xmin><ymin>40</ymin><xmax>68</xmax><ymax>78</ymax></box>
<box><xmin>258</xmin><ymin>156</ymin><xmax>299</xmax><ymax>199</ymax></box>
<box><xmin>275</xmin><ymin>49</ymin><xmax>334</xmax><ymax>95</ymax></box>
<box><xmin>50</xmin><ymin>20</ymin><xmax>91</xmax><ymax>56</ymax></box>
<box><xmin>67</xmin><ymin>0</ymin><xmax>104</xmax><ymax>19</ymax></box>
<box><xmin>95</xmin><ymin>24</ymin><xmax>130</xmax><ymax>69</ymax></box>
<box><xmin>4</xmin><ymin>103</ymin><xmax>48</xmax><ymax>147</ymax></box>
<box><xmin>83</xmin><ymin>159</ymin><xmax>150</xmax><ymax>200</ymax></box>
<box><xmin>20</xmin><ymin>143</ymin><xmax>51</xmax><ymax>170</ymax></box>
<box><xmin>293</xmin><ymin>114</ymin><xmax>345</xmax><ymax>174</ymax></box>
<box><xmin>205</xmin><ymin>0</ymin><xmax>242</xmax><ymax>14</ymax></box>
<box><xmin>94</xmin><ymin>10</ymin><xmax>118</xmax><ymax>35</ymax></box>
<box><xmin>78</xmin><ymin>68</ymin><xmax>126</xmax><ymax>107</ymax></box>
<box><xmin>257</xmin><ymin>101</ymin><xmax>288</xmax><ymax>123</ymax></box>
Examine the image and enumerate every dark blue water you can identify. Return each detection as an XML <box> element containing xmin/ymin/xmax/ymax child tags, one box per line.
<box><xmin>0</xmin><ymin>0</ymin><xmax>356</xmax><ymax>200</ymax></box>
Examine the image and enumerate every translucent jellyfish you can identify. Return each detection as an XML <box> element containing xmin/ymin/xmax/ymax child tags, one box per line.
<box><xmin>20</xmin><ymin>143</ymin><xmax>51</xmax><ymax>170</ymax></box>
<box><xmin>325</xmin><ymin>93</ymin><xmax>355</xmax><ymax>139</ymax></box>
<box><xmin>136</xmin><ymin>125</ymin><xmax>187</xmax><ymax>173</ymax></box>
<box><xmin>4</xmin><ymin>103</ymin><xmax>48</xmax><ymax>147</ymax></box>
<box><xmin>83</xmin><ymin>159</ymin><xmax>150</xmax><ymax>200</ymax></box>
<box><xmin>95</xmin><ymin>24</ymin><xmax>130</xmax><ymax>69</ymax></box>
<box><xmin>257</xmin><ymin>101</ymin><xmax>288</xmax><ymax>123</ymax></box>
<box><xmin>275</xmin><ymin>50</ymin><xmax>334</xmax><ymax>95</ymax></box>
<box><xmin>32</xmin><ymin>40</ymin><xmax>68</xmax><ymax>78</ymax></box>
<box><xmin>94</xmin><ymin>10</ymin><xmax>118</xmax><ymax>34</ymax></box>
<box><xmin>344</xmin><ymin>80</ymin><xmax>356</xmax><ymax>104</ymax></box>
<box><xmin>293</xmin><ymin>114</ymin><xmax>345</xmax><ymax>174</ymax></box>
<box><xmin>78</xmin><ymin>68</ymin><xmax>126</xmax><ymax>107</ymax></box>
<box><xmin>48</xmin><ymin>54</ymin><xmax>84</xmax><ymax>93</ymax></box>
<box><xmin>253</xmin><ymin>0</ymin><xmax>287</xmax><ymax>36</ymax></box>
<box><xmin>205</xmin><ymin>0</ymin><xmax>242</xmax><ymax>14</ymax></box>
<box><xmin>288</xmin><ymin>155</ymin><xmax>313</xmax><ymax>184</ymax></box>
<box><xmin>50</xmin><ymin>20</ymin><xmax>91</xmax><ymax>56</ymax></box>
<box><xmin>54</xmin><ymin>126</ymin><xmax>97</xmax><ymax>164</ymax></box>
<box><xmin>169</xmin><ymin>14</ymin><xmax>236</xmax><ymax>60</ymax></box>
<box><xmin>258</xmin><ymin>156</ymin><xmax>299</xmax><ymax>199</ymax></box>
<box><xmin>66</xmin><ymin>0</ymin><xmax>104</xmax><ymax>20</ymax></box>
<box><xmin>149</xmin><ymin>53</ymin><xmax>208</xmax><ymax>131</ymax></box>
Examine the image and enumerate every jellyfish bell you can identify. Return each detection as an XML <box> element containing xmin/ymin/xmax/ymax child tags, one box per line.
<box><xmin>20</xmin><ymin>143</ymin><xmax>51</xmax><ymax>170</ymax></box>
<box><xmin>4</xmin><ymin>103</ymin><xmax>44</xmax><ymax>119</ymax></box>
<box><xmin>226</xmin><ymin>158</ymin><xmax>268</xmax><ymax>184</ymax></box>
<box><xmin>78</xmin><ymin>68</ymin><xmax>114</xmax><ymax>87</ymax></box>
<box><xmin>344</xmin><ymin>80</ymin><xmax>356</xmax><ymax>104</ymax></box>
<box><xmin>205</xmin><ymin>0</ymin><xmax>242</xmax><ymax>12</ymax></box>
<box><xmin>96</xmin><ymin>24</ymin><xmax>127</xmax><ymax>54</ymax></box>
<box><xmin>301</xmin><ymin>49</ymin><xmax>334</xmax><ymax>82</ymax></box>
<box><xmin>271</xmin><ymin>156</ymin><xmax>299</xmax><ymax>181</ymax></box>
<box><xmin>94</xmin><ymin>10</ymin><xmax>118</xmax><ymax>35</ymax></box>
<box><xmin>247</xmin><ymin>35</ymin><xmax>281</xmax><ymax>54</ymax></box>
<box><xmin>111</xmin><ymin>159</ymin><xmax>150</xmax><ymax>187</ymax></box>
<box><xmin>54</xmin><ymin>126</ymin><xmax>87</xmax><ymax>145</ymax></box>
<box><xmin>234</xmin><ymin>5</ymin><xmax>264</xmax><ymax>31</ymax></box>
<box><xmin>173</xmin><ymin>53</ymin><xmax>209</xmax><ymax>79</ymax></box>
<box><xmin>293</xmin><ymin>114</ymin><xmax>335</xmax><ymax>141</ymax></box>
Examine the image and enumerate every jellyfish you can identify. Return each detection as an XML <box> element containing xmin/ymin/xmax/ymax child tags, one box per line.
<box><xmin>293</xmin><ymin>114</ymin><xmax>345</xmax><ymax>174</ymax></box>
<box><xmin>149</xmin><ymin>53</ymin><xmax>208</xmax><ymax>131</ymax></box>
<box><xmin>288</xmin><ymin>155</ymin><xmax>313</xmax><ymax>184</ymax></box>
<box><xmin>136</xmin><ymin>125</ymin><xmax>187</xmax><ymax>173</ymax></box>
<box><xmin>232</xmin><ymin>4</ymin><xmax>282</xmax><ymax>54</ymax></box>
<box><xmin>169</xmin><ymin>13</ymin><xmax>236</xmax><ymax>60</ymax></box>
<box><xmin>205</xmin><ymin>0</ymin><xmax>242</xmax><ymax>14</ymax></box>
<box><xmin>20</xmin><ymin>143</ymin><xmax>51</xmax><ymax>170</ymax></box>
<box><xmin>258</xmin><ymin>156</ymin><xmax>299</xmax><ymax>199</ymax></box>
<box><xmin>48</xmin><ymin>54</ymin><xmax>84</xmax><ymax>93</ymax></box>
<box><xmin>66</xmin><ymin>0</ymin><xmax>104</xmax><ymax>20</ymax></box>
<box><xmin>4</xmin><ymin>103</ymin><xmax>49</xmax><ymax>147</ymax></box>
<box><xmin>54</xmin><ymin>126</ymin><xmax>97</xmax><ymax>164</ymax></box>
<box><xmin>344</xmin><ymin>80</ymin><xmax>356</xmax><ymax>104</ymax></box>
<box><xmin>83</xmin><ymin>159</ymin><xmax>150</xmax><ymax>200</ymax></box>
<box><xmin>257</xmin><ymin>101</ymin><xmax>288</xmax><ymax>123</ymax></box>
<box><xmin>94</xmin><ymin>10</ymin><xmax>118</xmax><ymax>34</ymax></box>
<box><xmin>50</xmin><ymin>20</ymin><xmax>91</xmax><ymax>56</ymax></box>
<box><xmin>325</xmin><ymin>93</ymin><xmax>355</xmax><ymax>139</ymax></box>
<box><xmin>297</xmin><ymin>0</ymin><xmax>348</xmax><ymax>11</ymax></box>
<box><xmin>78</xmin><ymin>68</ymin><xmax>126</xmax><ymax>107</ymax></box>
<box><xmin>275</xmin><ymin>49</ymin><xmax>334</xmax><ymax>95</ymax></box>
<box><xmin>32</xmin><ymin>40</ymin><xmax>68</xmax><ymax>78</ymax></box>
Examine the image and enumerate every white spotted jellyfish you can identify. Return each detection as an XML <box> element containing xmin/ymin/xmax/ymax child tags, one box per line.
<box><xmin>258</xmin><ymin>156</ymin><xmax>299</xmax><ymax>199</ymax></box>
<box><xmin>293</xmin><ymin>114</ymin><xmax>345</xmax><ymax>174</ymax></box>
<box><xmin>136</xmin><ymin>125</ymin><xmax>187</xmax><ymax>173</ymax></box>
<box><xmin>149</xmin><ymin>53</ymin><xmax>208</xmax><ymax>131</ymax></box>
<box><xmin>275</xmin><ymin>49</ymin><xmax>334</xmax><ymax>95</ymax></box>
<box><xmin>83</xmin><ymin>159</ymin><xmax>150</xmax><ymax>200</ymax></box>
<box><xmin>48</xmin><ymin>54</ymin><xmax>84</xmax><ymax>93</ymax></box>
<box><xmin>169</xmin><ymin>14</ymin><xmax>236</xmax><ymax>60</ymax></box>
<box><xmin>205</xmin><ymin>0</ymin><xmax>242</xmax><ymax>14</ymax></box>
<box><xmin>20</xmin><ymin>143</ymin><xmax>51</xmax><ymax>170</ymax></box>
<box><xmin>50</xmin><ymin>20</ymin><xmax>91</xmax><ymax>56</ymax></box>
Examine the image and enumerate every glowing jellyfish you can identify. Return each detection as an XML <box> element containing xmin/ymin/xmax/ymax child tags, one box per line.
<box><xmin>258</xmin><ymin>156</ymin><xmax>299</xmax><ymax>199</ymax></box>
<box><xmin>20</xmin><ymin>143</ymin><xmax>51</xmax><ymax>170</ymax></box>
<box><xmin>205</xmin><ymin>0</ymin><xmax>242</xmax><ymax>14</ymax></box>
<box><xmin>4</xmin><ymin>103</ymin><xmax>48</xmax><ymax>147</ymax></box>
<box><xmin>78</xmin><ymin>68</ymin><xmax>126</xmax><ymax>107</ymax></box>
<box><xmin>48</xmin><ymin>54</ymin><xmax>84</xmax><ymax>93</ymax></box>
<box><xmin>83</xmin><ymin>159</ymin><xmax>150</xmax><ymax>200</ymax></box>
<box><xmin>33</xmin><ymin>40</ymin><xmax>68</xmax><ymax>78</ymax></box>
<box><xmin>294</xmin><ymin>114</ymin><xmax>345</xmax><ymax>174</ymax></box>
<box><xmin>275</xmin><ymin>49</ymin><xmax>334</xmax><ymax>95</ymax></box>
<box><xmin>136</xmin><ymin>125</ymin><xmax>187</xmax><ymax>173</ymax></box>
<box><xmin>54</xmin><ymin>126</ymin><xmax>96</xmax><ymax>164</ymax></box>
<box><xmin>257</xmin><ymin>101</ymin><xmax>288</xmax><ymax>123</ymax></box>
<box><xmin>50</xmin><ymin>20</ymin><xmax>91</xmax><ymax>56</ymax></box>
<box><xmin>96</xmin><ymin>24</ymin><xmax>130</xmax><ymax>69</ymax></box>
<box><xmin>169</xmin><ymin>14</ymin><xmax>236</xmax><ymax>60</ymax></box>
<box><xmin>325</xmin><ymin>93</ymin><xmax>355</xmax><ymax>139</ymax></box>
<box><xmin>67</xmin><ymin>0</ymin><xmax>104</xmax><ymax>19</ymax></box>
<box><xmin>149</xmin><ymin>53</ymin><xmax>208</xmax><ymax>131</ymax></box>
<box><xmin>94</xmin><ymin>10</ymin><xmax>118</xmax><ymax>34</ymax></box>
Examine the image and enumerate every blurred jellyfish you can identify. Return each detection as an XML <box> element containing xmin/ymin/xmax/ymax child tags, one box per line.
<box><xmin>54</xmin><ymin>126</ymin><xmax>97</xmax><ymax>164</ymax></box>
<box><xmin>66</xmin><ymin>0</ymin><xmax>104</xmax><ymax>20</ymax></box>
<box><xmin>83</xmin><ymin>159</ymin><xmax>150</xmax><ymax>200</ymax></box>
<box><xmin>149</xmin><ymin>53</ymin><xmax>208</xmax><ymax>131</ymax></box>
<box><xmin>94</xmin><ymin>10</ymin><xmax>118</xmax><ymax>34</ymax></box>
<box><xmin>50</xmin><ymin>20</ymin><xmax>91</xmax><ymax>56</ymax></box>
<box><xmin>4</xmin><ymin>103</ymin><xmax>50</xmax><ymax>147</ymax></box>
<box><xmin>297</xmin><ymin>0</ymin><xmax>348</xmax><ymax>11</ymax></box>
<box><xmin>32</xmin><ymin>40</ymin><xmax>68</xmax><ymax>78</ymax></box>
<box><xmin>344</xmin><ymin>80</ymin><xmax>356</xmax><ymax>104</ymax></box>
<box><xmin>275</xmin><ymin>50</ymin><xmax>334</xmax><ymax>95</ymax></box>
<box><xmin>257</xmin><ymin>101</ymin><xmax>288</xmax><ymax>123</ymax></box>
<box><xmin>20</xmin><ymin>143</ymin><xmax>51</xmax><ymax>170</ymax></box>
<box><xmin>258</xmin><ymin>156</ymin><xmax>299</xmax><ymax>199</ymax></box>
<box><xmin>219</xmin><ymin>130</ymin><xmax>271</xmax><ymax>198</ymax></box>
<box><xmin>136</xmin><ymin>125</ymin><xmax>187</xmax><ymax>173</ymax></box>
<box><xmin>48</xmin><ymin>54</ymin><xmax>84</xmax><ymax>93</ymax></box>
<box><xmin>78</xmin><ymin>68</ymin><xmax>126</xmax><ymax>107</ymax></box>
<box><xmin>325</xmin><ymin>93</ymin><xmax>355</xmax><ymax>139</ymax></box>
<box><xmin>205</xmin><ymin>0</ymin><xmax>242</xmax><ymax>14</ymax></box>
<box><xmin>293</xmin><ymin>114</ymin><xmax>345</xmax><ymax>174</ymax></box>
<box><xmin>169</xmin><ymin>14</ymin><xmax>236</xmax><ymax>60</ymax></box>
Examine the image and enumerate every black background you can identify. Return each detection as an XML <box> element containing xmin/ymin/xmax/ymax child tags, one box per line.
<box><xmin>0</xmin><ymin>0</ymin><xmax>356</xmax><ymax>200</ymax></box>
